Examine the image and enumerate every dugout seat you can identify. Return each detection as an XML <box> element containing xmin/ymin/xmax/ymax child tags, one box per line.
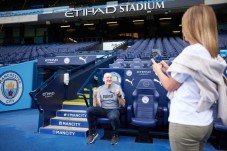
<box><xmin>127</xmin><ymin>79</ymin><xmax>159</xmax><ymax>143</ymax></box>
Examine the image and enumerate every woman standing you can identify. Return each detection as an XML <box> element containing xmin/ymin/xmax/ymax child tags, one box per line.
<box><xmin>152</xmin><ymin>4</ymin><xmax>227</xmax><ymax>151</ymax></box>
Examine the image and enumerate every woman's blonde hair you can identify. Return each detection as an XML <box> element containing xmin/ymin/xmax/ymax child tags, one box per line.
<box><xmin>182</xmin><ymin>4</ymin><xmax>218</xmax><ymax>58</ymax></box>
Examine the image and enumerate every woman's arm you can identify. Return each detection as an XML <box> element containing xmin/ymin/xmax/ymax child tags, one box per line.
<box><xmin>153</xmin><ymin>61</ymin><xmax>181</xmax><ymax>92</ymax></box>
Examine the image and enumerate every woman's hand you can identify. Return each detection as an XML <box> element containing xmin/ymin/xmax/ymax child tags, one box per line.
<box><xmin>160</xmin><ymin>61</ymin><xmax>169</xmax><ymax>72</ymax></box>
<box><xmin>152</xmin><ymin>62</ymin><xmax>163</xmax><ymax>75</ymax></box>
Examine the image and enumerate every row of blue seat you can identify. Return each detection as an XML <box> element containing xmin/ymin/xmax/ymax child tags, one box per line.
<box><xmin>96</xmin><ymin>78</ymin><xmax>166</xmax><ymax>142</ymax></box>
<box><xmin>116</xmin><ymin>37</ymin><xmax>188</xmax><ymax>60</ymax></box>
<box><xmin>98</xmin><ymin>59</ymin><xmax>227</xmax><ymax>144</ymax></box>
<box><xmin>0</xmin><ymin>42</ymin><xmax>98</xmax><ymax>65</ymax></box>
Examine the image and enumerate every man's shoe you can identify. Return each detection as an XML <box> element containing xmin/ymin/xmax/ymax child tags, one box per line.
<box><xmin>111</xmin><ymin>134</ymin><xmax>118</xmax><ymax>145</ymax></box>
<box><xmin>86</xmin><ymin>132</ymin><xmax>98</xmax><ymax>144</ymax></box>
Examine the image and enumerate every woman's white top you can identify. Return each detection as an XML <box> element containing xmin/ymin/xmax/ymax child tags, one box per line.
<box><xmin>168</xmin><ymin>43</ymin><xmax>213</xmax><ymax>126</ymax></box>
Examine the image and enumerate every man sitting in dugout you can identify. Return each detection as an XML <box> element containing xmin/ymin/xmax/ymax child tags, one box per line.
<box><xmin>86</xmin><ymin>72</ymin><xmax>126</xmax><ymax>145</ymax></box>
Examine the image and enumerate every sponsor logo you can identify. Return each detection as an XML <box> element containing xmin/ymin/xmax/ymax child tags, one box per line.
<box><xmin>143</xmin><ymin>80</ymin><xmax>150</xmax><ymax>87</ymax></box>
<box><xmin>154</xmin><ymin>79</ymin><xmax>162</xmax><ymax>86</ymax></box>
<box><xmin>0</xmin><ymin>71</ymin><xmax>23</xmax><ymax>105</ymax></box>
<box><xmin>125</xmin><ymin>78</ymin><xmax>134</xmax><ymax>86</ymax></box>
<box><xmin>42</xmin><ymin>92</ymin><xmax>55</xmax><ymax>98</ymax></box>
<box><xmin>103</xmin><ymin>94</ymin><xmax>114</xmax><ymax>99</ymax></box>
<box><xmin>45</xmin><ymin>58</ymin><xmax>58</xmax><ymax>63</ymax></box>
<box><xmin>79</xmin><ymin>57</ymin><xmax>88</xmax><ymax>63</ymax></box>
<box><xmin>142</xmin><ymin>96</ymin><xmax>149</xmax><ymax>104</ymax></box>
<box><xmin>137</xmin><ymin>70</ymin><xmax>151</xmax><ymax>75</ymax></box>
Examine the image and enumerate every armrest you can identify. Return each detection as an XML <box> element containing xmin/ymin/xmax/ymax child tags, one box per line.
<box><xmin>154</xmin><ymin>90</ymin><xmax>159</xmax><ymax>99</ymax></box>
<box><xmin>162</xmin><ymin>106</ymin><xmax>169</xmax><ymax>127</ymax></box>
<box><xmin>127</xmin><ymin>105</ymin><xmax>133</xmax><ymax>123</ymax></box>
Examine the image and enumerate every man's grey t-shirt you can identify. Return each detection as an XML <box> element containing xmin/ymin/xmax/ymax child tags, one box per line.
<box><xmin>97</xmin><ymin>83</ymin><xmax>124</xmax><ymax>109</ymax></box>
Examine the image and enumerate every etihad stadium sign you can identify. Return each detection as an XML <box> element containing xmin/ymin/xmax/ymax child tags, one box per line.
<box><xmin>65</xmin><ymin>1</ymin><xmax>165</xmax><ymax>18</ymax></box>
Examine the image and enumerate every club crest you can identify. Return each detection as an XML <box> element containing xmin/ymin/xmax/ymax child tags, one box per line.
<box><xmin>110</xmin><ymin>72</ymin><xmax>121</xmax><ymax>84</ymax></box>
<box><xmin>0</xmin><ymin>71</ymin><xmax>23</xmax><ymax>105</ymax></box>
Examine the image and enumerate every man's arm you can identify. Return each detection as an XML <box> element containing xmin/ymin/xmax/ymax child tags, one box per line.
<box><xmin>116</xmin><ymin>87</ymin><xmax>126</xmax><ymax>107</ymax></box>
<box><xmin>117</xmin><ymin>94</ymin><xmax>126</xmax><ymax>107</ymax></box>
<box><xmin>93</xmin><ymin>88</ymin><xmax>101</xmax><ymax>107</ymax></box>
<box><xmin>93</xmin><ymin>96</ymin><xmax>101</xmax><ymax>107</ymax></box>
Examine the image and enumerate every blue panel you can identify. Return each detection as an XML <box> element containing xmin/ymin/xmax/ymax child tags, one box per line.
<box><xmin>37</xmin><ymin>56</ymin><xmax>96</xmax><ymax>66</ymax></box>
<box><xmin>0</xmin><ymin>61</ymin><xmax>35</xmax><ymax>112</ymax></box>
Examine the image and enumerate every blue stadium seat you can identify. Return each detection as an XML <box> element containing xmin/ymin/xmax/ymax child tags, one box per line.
<box><xmin>109</xmin><ymin>62</ymin><xmax>123</xmax><ymax>68</ymax></box>
<box><xmin>132</xmin><ymin>58</ymin><xmax>142</xmax><ymax>63</ymax></box>
<box><xmin>115</xmin><ymin>58</ymin><xmax>127</xmax><ymax>68</ymax></box>
<box><xmin>96</xmin><ymin>108</ymin><xmax>126</xmax><ymax>140</ymax></box>
<box><xmin>127</xmin><ymin>79</ymin><xmax>159</xmax><ymax>143</ymax></box>
<box><xmin>130</xmin><ymin>62</ymin><xmax>143</xmax><ymax>68</ymax></box>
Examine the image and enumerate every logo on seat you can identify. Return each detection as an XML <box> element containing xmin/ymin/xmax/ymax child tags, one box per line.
<box><xmin>143</xmin><ymin>80</ymin><xmax>150</xmax><ymax>87</ymax></box>
<box><xmin>142</xmin><ymin>96</ymin><xmax>149</xmax><ymax>104</ymax></box>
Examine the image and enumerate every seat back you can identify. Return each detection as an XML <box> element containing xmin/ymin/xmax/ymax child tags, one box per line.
<box><xmin>132</xmin><ymin>79</ymin><xmax>159</xmax><ymax>119</ymax></box>
<box><xmin>134</xmin><ymin>94</ymin><xmax>156</xmax><ymax>119</ymax></box>
<box><xmin>133</xmin><ymin>58</ymin><xmax>142</xmax><ymax>63</ymax></box>
<box><xmin>130</xmin><ymin>62</ymin><xmax>143</xmax><ymax>68</ymax></box>
<box><xmin>109</xmin><ymin>62</ymin><xmax>123</xmax><ymax>68</ymax></box>
<box><xmin>115</xmin><ymin>58</ymin><xmax>126</xmax><ymax>67</ymax></box>
<box><xmin>134</xmin><ymin>79</ymin><xmax>158</xmax><ymax>96</ymax></box>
